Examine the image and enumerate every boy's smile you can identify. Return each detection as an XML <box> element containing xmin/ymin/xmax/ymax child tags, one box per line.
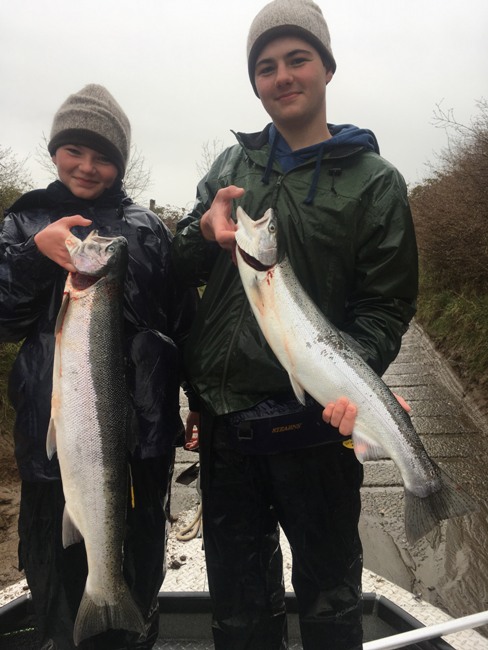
<box><xmin>52</xmin><ymin>144</ymin><xmax>119</xmax><ymax>200</ymax></box>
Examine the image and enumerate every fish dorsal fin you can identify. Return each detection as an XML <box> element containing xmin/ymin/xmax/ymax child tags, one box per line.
<box><xmin>62</xmin><ymin>506</ymin><xmax>83</xmax><ymax>548</ymax></box>
<box><xmin>351</xmin><ymin>429</ymin><xmax>388</xmax><ymax>464</ymax></box>
<box><xmin>289</xmin><ymin>373</ymin><xmax>306</xmax><ymax>405</ymax></box>
<box><xmin>46</xmin><ymin>418</ymin><xmax>56</xmax><ymax>459</ymax></box>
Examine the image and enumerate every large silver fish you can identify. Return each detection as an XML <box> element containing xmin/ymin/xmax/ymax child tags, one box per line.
<box><xmin>47</xmin><ymin>230</ymin><xmax>145</xmax><ymax>646</ymax></box>
<box><xmin>235</xmin><ymin>206</ymin><xmax>477</xmax><ymax>545</ymax></box>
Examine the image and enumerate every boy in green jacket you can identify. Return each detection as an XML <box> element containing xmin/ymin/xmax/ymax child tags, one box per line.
<box><xmin>172</xmin><ymin>1</ymin><xmax>417</xmax><ymax>648</ymax></box>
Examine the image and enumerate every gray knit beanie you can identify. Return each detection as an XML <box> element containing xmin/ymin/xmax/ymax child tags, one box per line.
<box><xmin>247</xmin><ymin>0</ymin><xmax>336</xmax><ymax>96</ymax></box>
<box><xmin>48</xmin><ymin>84</ymin><xmax>131</xmax><ymax>178</ymax></box>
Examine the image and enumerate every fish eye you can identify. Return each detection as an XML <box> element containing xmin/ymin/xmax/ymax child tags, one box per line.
<box><xmin>106</xmin><ymin>245</ymin><xmax>115</xmax><ymax>253</ymax></box>
<box><xmin>268</xmin><ymin>222</ymin><xmax>276</xmax><ymax>233</ymax></box>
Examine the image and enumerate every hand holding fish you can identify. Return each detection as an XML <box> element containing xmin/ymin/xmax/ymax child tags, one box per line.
<box><xmin>200</xmin><ymin>186</ymin><xmax>245</xmax><ymax>252</ymax></box>
<box><xmin>34</xmin><ymin>215</ymin><xmax>92</xmax><ymax>272</ymax></box>
<box><xmin>322</xmin><ymin>397</ymin><xmax>358</xmax><ymax>436</ymax></box>
<box><xmin>322</xmin><ymin>393</ymin><xmax>411</xmax><ymax>436</ymax></box>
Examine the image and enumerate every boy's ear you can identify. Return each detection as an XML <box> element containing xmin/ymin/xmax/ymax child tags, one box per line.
<box><xmin>325</xmin><ymin>68</ymin><xmax>334</xmax><ymax>85</ymax></box>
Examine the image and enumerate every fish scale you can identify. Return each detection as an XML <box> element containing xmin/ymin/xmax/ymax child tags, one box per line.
<box><xmin>235</xmin><ymin>206</ymin><xmax>478</xmax><ymax>545</ymax></box>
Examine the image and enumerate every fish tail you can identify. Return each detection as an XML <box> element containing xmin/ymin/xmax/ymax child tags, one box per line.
<box><xmin>73</xmin><ymin>584</ymin><xmax>146</xmax><ymax>646</ymax></box>
<box><xmin>404</xmin><ymin>467</ymin><xmax>478</xmax><ymax>545</ymax></box>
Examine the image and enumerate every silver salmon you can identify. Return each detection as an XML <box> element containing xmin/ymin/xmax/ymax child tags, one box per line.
<box><xmin>235</xmin><ymin>206</ymin><xmax>477</xmax><ymax>545</ymax></box>
<box><xmin>47</xmin><ymin>230</ymin><xmax>145</xmax><ymax>645</ymax></box>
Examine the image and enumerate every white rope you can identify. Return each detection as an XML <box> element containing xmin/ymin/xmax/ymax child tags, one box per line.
<box><xmin>175</xmin><ymin>503</ymin><xmax>202</xmax><ymax>541</ymax></box>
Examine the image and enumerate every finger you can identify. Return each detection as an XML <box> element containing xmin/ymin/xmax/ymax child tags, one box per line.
<box><xmin>216</xmin><ymin>228</ymin><xmax>237</xmax><ymax>250</ymax></box>
<box><xmin>214</xmin><ymin>185</ymin><xmax>245</xmax><ymax>205</ymax></box>
<box><xmin>338</xmin><ymin>403</ymin><xmax>357</xmax><ymax>437</ymax></box>
<box><xmin>61</xmin><ymin>215</ymin><xmax>92</xmax><ymax>228</ymax></box>
<box><xmin>329</xmin><ymin>396</ymin><xmax>349</xmax><ymax>429</ymax></box>
<box><xmin>393</xmin><ymin>392</ymin><xmax>411</xmax><ymax>412</ymax></box>
<box><xmin>322</xmin><ymin>402</ymin><xmax>335</xmax><ymax>423</ymax></box>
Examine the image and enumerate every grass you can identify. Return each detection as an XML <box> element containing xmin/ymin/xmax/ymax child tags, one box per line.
<box><xmin>416</xmin><ymin>272</ymin><xmax>488</xmax><ymax>393</ymax></box>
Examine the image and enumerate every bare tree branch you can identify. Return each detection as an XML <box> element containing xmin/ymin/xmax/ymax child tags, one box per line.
<box><xmin>0</xmin><ymin>146</ymin><xmax>33</xmax><ymax>217</ymax></box>
<box><xmin>196</xmin><ymin>139</ymin><xmax>225</xmax><ymax>177</ymax></box>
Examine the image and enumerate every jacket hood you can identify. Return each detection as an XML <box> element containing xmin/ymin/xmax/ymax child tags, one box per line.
<box><xmin>261</xmin><ymin>123</ymin><xmax>380</xmax><ymax>204</ymax></box>
<box><xmin>272</xmin><ymin>123</ymin><xmax>379</xmax><ymax>170</ymax></box>
<box><xmin>328</xmin><ymin>123</ymin><xmax>379</xmax><ymax>153</ymax></box>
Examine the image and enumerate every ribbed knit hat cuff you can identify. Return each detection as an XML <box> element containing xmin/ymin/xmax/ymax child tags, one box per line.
<box><xmin>48</xmin><ymin>129</ymin><xmax>126</xmax><ymax>178</ymax></box>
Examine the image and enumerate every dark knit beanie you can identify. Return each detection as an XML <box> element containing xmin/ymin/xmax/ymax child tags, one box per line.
<box><xmin>48</xmin><ymin>84</ymin><xmax>131</xmax><ymax>178</ymax></box>
<box><xmin>247</xmin><ymin>0</ymin><xmax>336</xmax><ymax>96</ymax></box>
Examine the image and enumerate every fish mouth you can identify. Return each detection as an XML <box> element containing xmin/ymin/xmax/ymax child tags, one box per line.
<box><xmin>237</xmin><ymin>246</ymin><xmax>274</xmax><ymax>271</ymax></box>
<box><xmin>70</xmin><ymin>272</ymin><xmax>104</xmax><ymax>291</ymax></box>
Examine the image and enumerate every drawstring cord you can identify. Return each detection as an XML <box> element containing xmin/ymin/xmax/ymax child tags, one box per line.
<box><xmin>304</xmin><ymin>142</ymin><xmax>328</xmax><ymax>205</ymax></box>
<box><xmin>328</xmin><ymin>168</ymin><xmax>342</xmax><ymax>195</ymax></box>
<box><xmin>305</xmin><ymin>164</ymin><xmax>343</xmax><ymax>204</ymax></box>
<box><xmin>261</xmin><ymin>130</ymin><xmax>280</xmax><ymax>186</ymax></box>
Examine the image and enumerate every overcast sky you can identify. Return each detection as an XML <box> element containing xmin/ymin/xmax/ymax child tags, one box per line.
<box><xmin>2</xmin><ymin>0</ymin><xmax>487</xmax><ymax>210</ymax></box>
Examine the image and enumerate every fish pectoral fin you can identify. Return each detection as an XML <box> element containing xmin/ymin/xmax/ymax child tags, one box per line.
<box><xmin>54</xmin><ymin>292</ymin><xmax>70</xmax><ymax>335</ymax></box>
<box><xmin>289</xmin><ymin>374</ymin><xmax>306</xmax><ymax>405</ymax></box>
<box><xmin>62</xmin><ymin>506</ymin><xmax>83</xmax><ymax>548</ymax></box>
<box><xmin>351</xmin><ymin>429</ymin><xmax>387</xmax><ymax>463</ymax></box>
<box><xmin>46</xmin><ymin>419</ymin><xmax>57</xmax><ymax>460</ymax></box>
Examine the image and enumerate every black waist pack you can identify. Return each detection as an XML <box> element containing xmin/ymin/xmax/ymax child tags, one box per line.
<box><xmin>224</xmin><ymin>393</ymin><xmax>351</xmax><ymax>455</ymax></box>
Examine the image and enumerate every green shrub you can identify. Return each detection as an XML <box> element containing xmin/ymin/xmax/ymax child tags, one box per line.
<box><xmin>417</xmin><ymin>272</ymin><xmax>488</xmax><ymax>391</ymax></box>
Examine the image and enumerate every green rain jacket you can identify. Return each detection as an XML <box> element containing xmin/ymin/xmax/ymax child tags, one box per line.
<box><xmin>172</xmin><ymin>124</ymin><xmax>418</xmax><ymax>416</ymax></box>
